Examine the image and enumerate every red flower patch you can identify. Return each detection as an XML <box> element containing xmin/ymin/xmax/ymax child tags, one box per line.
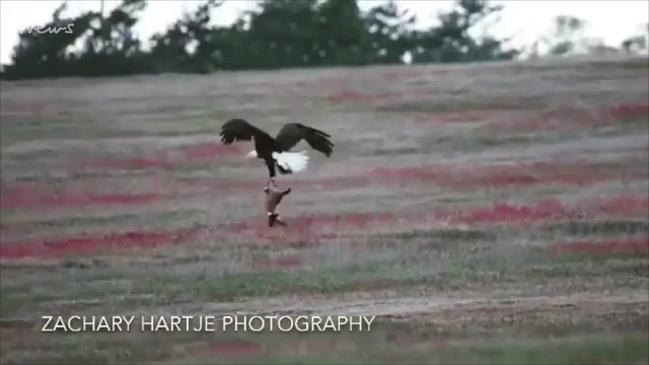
<box><xmin>225</xmin><ymin>195</ymin><xmax>648</xmax><ymax>242</ymax></box>
<box><xmin>368</xmin><ymin>165</ymin><xmax>449</xmax><ymax>181</ymax></box>
<box><xmin>0</xmin><ymin>227</ymin><xmax>203</xmax><ymax>259</ymax></box>
<box><xmin>608</xmin><ymin>103</ymin><xmax>649</xmax><ymax>119</ymax></box>
<box><xmin>415</xmin><ymin>109</ymin><xmax>509</xmax><ymax>124</ymax></box>
<box><xmin>78</xmin><ymin>142</ymin><xmax>242</xmax><ymax>173</ymax></box>
<box><xmin>590</xmin><ymin>196</ymin><xmax>649</xmax><ymax>218</ymax></box>
<box><xmin>180</xmin><ymin>143</ymin><xmax>242</xmax><ymax>160</ymax></box>
<box><xmin>467</xmin><ymin>163</ymin><xmax>615</xmax><ymax>188</ymax></box>
<box><xmin>325</xmin><ymin>90</ymin><xmax>393</xmax><ymax>103</ymax></box>
<box><xmin>198</xmin><ymin>340</ymin><xmax>263</xmax><ymax>358</ymax></box>
<box><xmin>297</xmin><ymin>76</ymin><xmax>349</xmax><ymax>92</ymax></box>
<box><xmin>492</xmin><ymin>102</ymin><xmax>649</xmax><ymax>131</ymax></box>
<box><xmin>176</xmin><ymin>177</ymin><xmax>261</xmax><ymax>192</ymax></box>
<box><xmin>0</xmin><ymin>183</ymin><xmax>161</xmax><ymax>209</ymax></box>
<box><xmin>382</xmin><ymin>69</ymin><xmax>422</xmax><ymax>81</ymax></box>
<box><xmin>178</xmin><ymin>175</ymin><xmax>373</xmax><ymax>193</ymax></box>
<box><xmin>226</xmin><ymin>211</ymin><xmax>397</xmax><ymax>243</ymax></box>
<box><xmin>441</xmin><ymin>196</ymin><xmax>648</xmax><ymax>225</ymax></box>
<box><xmin>172</xmin><ymin>157</ymin><xmax>640</xmax><ymax>196</ymax></box>
<box><xmin>548</xmin><ymin>236</ymin><xmax>649</xmax><ymax>255</ymax></box>
<box><xmin>365</xmin><ymin>161</ymin><xmax>624</xmax><ymax>190</ymax></box>
<box><xmin>445</xmin><ymin>199</ymin><xmax>577</xmax><ymax>225</ymax></box>
<box><xmin>89</xmin><ymin>157</ymin><xmax>173</xmax><ymax>170</ymax></box>
<box><xmin>291</xmin><ymin>175</ymin><xmax>372</xmax><ymax>190</ymax></box>
<box><xmin>227</xmin><ymin>217</ymin><xmax>321</xmax><ymax>244</ymax></box>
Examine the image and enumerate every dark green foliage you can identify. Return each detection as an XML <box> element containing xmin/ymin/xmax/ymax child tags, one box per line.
<box><xmin>149</xmin><ymin>0</ymin><xmax>223</xmax><ymax>73</ymax></box>
<box><xmin>410</xmin><ymin>0</ymin><xmax>518</xmax><ymax>63</ymax></box>
<box><xmin>3</xmin><ymin>0</ymin><xmax>151</xmax><ymax>79</ymax></box>
<box><xmin>1</xmin><ymin>0</ymin><xmax>520</xmax><ymax>80</ymax></box>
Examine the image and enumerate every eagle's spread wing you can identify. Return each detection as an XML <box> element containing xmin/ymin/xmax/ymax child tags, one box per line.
<box><xmin>219</xmin><ymin>118</ymin><xmax>267</xmax><ymax>144</ymax></box>
<box><xmin>274</xmin><ymin>123</ymin><xmax>334</xmax><ymax>157</ymax></box>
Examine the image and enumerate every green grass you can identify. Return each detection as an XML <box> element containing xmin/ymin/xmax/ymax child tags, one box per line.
<box><xmin>199</xmin><ymin>255</ymin><xmax>507</xmax><ymax>301</ymax></box>
<box><xmin>201</xmin><ymin>251</ymin><xmax>648</xmax><ymax>301</ymax></box>
<box><xmin>173</xmin><ymin>332</ymin><xmax>649</xmax><ymax>365</ymax></box>
<box><xmin>2</xmin><ymin>56</ymin><xmax>648</xmax><ymax>365</ymax></box>
<box><xmin>1</xmin><ymin>332</ymin><xmax>189</xmax><ymax>365</ymax></box>
<box><xmin>2</xmin><ymin>238</ymin><xmax>645</xmax><ymax>321</ymax></box>
<box><xmin>543</xmin><ymin>220</ymin><xmax>649</xmax><ymax>237</ymax></box>
<box><xmin>380</xmin><ymin>228</ymin><xmax>498</xmax><ymax>242</ymax></box>
<box><xmin>203</xmin><ymin>262</ymin><xmax>419</xmax><ymax>301</ymax></box>
<box><xmin>9</xmin><ymin>325</ymin><xmax>645</xmax><ymax>365</ymax></box>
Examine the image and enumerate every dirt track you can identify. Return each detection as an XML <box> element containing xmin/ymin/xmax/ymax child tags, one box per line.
<box><xmin>191</xmin><ymin>289</ymin><xmax>649</xmax><ymax>319</ymax></box>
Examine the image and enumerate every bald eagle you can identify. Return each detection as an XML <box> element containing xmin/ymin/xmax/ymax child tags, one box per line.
<box><xmin>219</xmin><ymin>118</ymin><xmax>334</xmax><ymax>178</ymax></box>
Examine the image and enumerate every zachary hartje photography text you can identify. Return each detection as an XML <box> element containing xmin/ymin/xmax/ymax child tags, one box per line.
<box><xmin>41</xmin><ymin>315</ymin><xmax>376</xmax><ymax>333</ymax></box>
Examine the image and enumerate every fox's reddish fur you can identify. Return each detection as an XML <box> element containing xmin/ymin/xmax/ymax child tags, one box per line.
<box><xmin>264</xmin><ymin>179</ymin><xmax>291</xmax><ymax>227</ymax></box>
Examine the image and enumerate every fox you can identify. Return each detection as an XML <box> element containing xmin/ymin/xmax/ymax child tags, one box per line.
<box><xmin>264</xmin><ymin>179</ymin><xmax>291</xmax><ymax>227</ymax></box>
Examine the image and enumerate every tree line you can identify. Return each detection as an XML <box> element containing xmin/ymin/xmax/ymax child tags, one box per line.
<box><xmin>1</xmin><ymin>0</ymin><xmax>646</xmax><ymax>80</ymax></box>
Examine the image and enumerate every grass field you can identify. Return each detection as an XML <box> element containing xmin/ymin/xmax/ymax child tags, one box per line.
<box><xmin>1</xmin><ymin>55</ymin><xmax>648</xmax><ymax>364</ymax></box>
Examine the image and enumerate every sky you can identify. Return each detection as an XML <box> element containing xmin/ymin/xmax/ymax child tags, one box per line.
<box><xmin>1</xmin><ymin>0</ymin><xmax>648</xmax><ymax>64</ymax></box>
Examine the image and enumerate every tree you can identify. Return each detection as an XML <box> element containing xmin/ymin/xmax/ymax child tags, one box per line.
<box><xmin>2</xmin><ymin>0</ymin><xmax>522</xmax><ymax>79</ymax></box>
<box><xmin>411</xmin><ymin>0</ymin><xmax>518</xmax><ymax>63</ymax></box>
<box><xmin>149</xmin><ymin>0</ymin><xmax>223</xmax><ymax>73</ymax></box>
<box><xmin>3</xmin><ymin>0</ymin><xmax>149</xmax><ymax>79</ymax></box>
<box><xmin>547</xmin><ymin>15</ymin><xmax>586</xmax><ymax>56</ymax></box>
<box><xmin>316</xmin><ymin>0</ymin><xmax>367</xmax><ymax>65</ymax></box>
<box><xmin>621</xmin><ymin>23</ymin><xmax>648</xmax><ymax>54</ymax></box>
<box><xmin>77</xmin><ymin>0</ymin><xmax>149</xmax><ymax>76</ymax></box>
<box><xmin>245</xmin><ymin>0</ymin><xmax>321</xmax><ymax>68</ymax></box>
<box><xmin>4</xmin><ymin>2</ymin><xmax>97</xmax><ymax>79</ymax></box>
<box><xmin>362</xmin><ymin>0</ymin><xmax>417</xmax><ymax>64</ymax></box>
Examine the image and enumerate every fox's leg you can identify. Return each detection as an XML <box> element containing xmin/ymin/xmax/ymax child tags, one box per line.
<box><xmin>274</xmin><ymin>214</ymin><xmax>287</xmax><ymax>226</ymax></box>
<box><xmin>267</xmin><ymin>212</ymin><xmax>276</xmax><ymax>227</ymax></box>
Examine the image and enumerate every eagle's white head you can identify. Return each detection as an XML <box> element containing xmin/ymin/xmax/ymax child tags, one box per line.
<box><xmin>245</xmin><ymin>150</ymin><xmax>258</xmax><ymax>159</ymax></box>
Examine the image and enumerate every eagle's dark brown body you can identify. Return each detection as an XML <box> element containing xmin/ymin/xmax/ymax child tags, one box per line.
<box><xmin>220</xmin><ymin>118</ymin><xmax>333</xmax><ymax>178</ymax></box>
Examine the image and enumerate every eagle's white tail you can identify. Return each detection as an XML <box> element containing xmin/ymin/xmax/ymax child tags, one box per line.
<box><xmin>272</xmin><ymin>150</ymin><xmax>309</xmax><ymax>173</ymax></box>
